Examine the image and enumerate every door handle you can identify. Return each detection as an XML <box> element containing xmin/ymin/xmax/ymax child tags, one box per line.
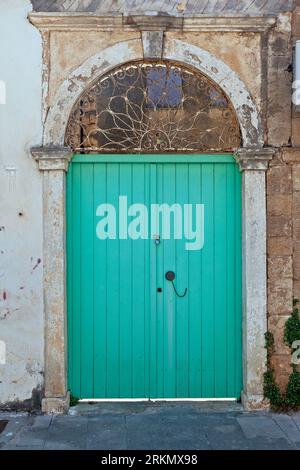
<box><xmin>165</xmin><ymin>271</ymin><xmax>187</xmax><ymax>298</ymax></box>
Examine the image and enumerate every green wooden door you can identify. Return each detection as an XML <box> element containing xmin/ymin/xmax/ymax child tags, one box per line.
<box><xmin>67</xmin><ymin>154</ymin><xmax>242</xmax><ymax>399</ymax></box>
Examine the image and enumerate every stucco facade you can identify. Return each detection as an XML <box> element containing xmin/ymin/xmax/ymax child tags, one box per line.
<box><xmin>1</xmin><ymin>0</ymin><xmax>300</xmax><ymax>411</ymax></box>
<box><xmin>0</xmin><ymin>0</ymin><xmax>43</xmax><ymax>408</ymax></box>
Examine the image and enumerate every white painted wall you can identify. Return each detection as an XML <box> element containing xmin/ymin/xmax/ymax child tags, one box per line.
<box><xmin>0</xmin><ymin>0</ymin><xmax>44</xmax><ymax>406</ymax></box>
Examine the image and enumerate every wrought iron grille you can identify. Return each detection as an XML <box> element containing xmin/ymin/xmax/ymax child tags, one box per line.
<box><xmin>65</xmin><ymin>61</ymin><xmax>241</xmax><ymax>153</ymax></box>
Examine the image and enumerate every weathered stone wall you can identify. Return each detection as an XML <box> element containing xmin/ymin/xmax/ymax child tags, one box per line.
<box><xmin>165</xmin><ymin>31</ymin><xmax>262</xmax><ymax>111</ymax></box>
<box><xmin>267</xmin><ymin>153</ymin><xmax>294</xmax><ymax>391</ymax></box>
<box><xmin>266</xmin><ymin>7</ymin><xmax>300</xmax><ymax>391</ymax></box>
<box><xmin>267</xmin><ymin>14</ymin><xmax>292</xmax><ymax>147</ymax></box>
<box><xmin>45</xmin><ymin>30</ymin><xmax>262</xmax><ymax>118</ymax></box>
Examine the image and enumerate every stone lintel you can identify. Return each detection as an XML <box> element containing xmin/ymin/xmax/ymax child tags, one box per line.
<box><xmin>31</xmin><ymin>147</ymin><xmax>73</xmax><ymax>171</ymax></box>
<box><xmin>235</xmin><ymin>147</ymin><xmax>277</xmax><ymax>171</ymax></box>
<box><xmin>28</xmin><ymin>13</ymin><xmax>276</xmax><ymax>33</ymax></box>
<box><xmin>281</xmin><ymin>147</ymin><xmax>300</xmax><ymax>163</ymax></box>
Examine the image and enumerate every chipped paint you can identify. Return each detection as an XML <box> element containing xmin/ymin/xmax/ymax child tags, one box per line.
<box><xmin>44</xmin><ymin>38</ymin><xmax>143</xmax><ymax>145</ymax></box>
<box><xmin>164</xmin><ymin>38</ymin><xmax>263</xmax><ymax>147</ymax></box>
<box><xmin>31</xmin><ymin>258</ymin><xmax>42</xmax><ymax>272</ymax></box>
<box><xmin>44</xmin><ymin>37</ymin><xmax>262</xmax><ymax>148</ymax></box>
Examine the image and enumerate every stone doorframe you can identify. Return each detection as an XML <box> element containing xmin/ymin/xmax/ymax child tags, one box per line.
<box><xmin>31</xmin><ymin>36</ymin><xmax>276</xmax><ymax>413</ymax></box>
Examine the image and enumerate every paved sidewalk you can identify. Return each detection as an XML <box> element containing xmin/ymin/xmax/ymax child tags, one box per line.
<box><xmin>1</xmin><ymin>402</ymin><xmax>300</xmax><ymax>450</ymax></box>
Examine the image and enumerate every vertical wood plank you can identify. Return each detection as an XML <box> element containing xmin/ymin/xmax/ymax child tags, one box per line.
<box><xmin>162</xmin><ymin>163</ymin><xmax>176</xmax><ymax>397</ymax></box>
<box><xmin>214</xmin><ymin>163</ymin><xmax>228</xmax><ymax>397</ymax></box>
<box><xmin>119</xmin><ymin>164</ymin><xmax>133</xmax><ymax>397</ymax></box>
<box><xmin>201</xmin><ymin>163</ymin><xmax>215</xmax><ymax>397</ymax></box>
<box><xmin>93</xmin><ymin>163</ymin><xmax>108</xmax><ymax>397</ymax></box>
<box><xmin>175</xmin><ymin>163</ymin><xmax>189</xmax><ymax>397</ymax></box>
<box><xmin>69</xmin><ymin>163</ymin><xmax>82</xmax><ymax>397</ymax></box>
<box><xmin>131</xmin><ymin>163</ymin><xmax>146</xmax><ymax>397</ymax></box>
<box><xmin>188</xmin><ymin>163</ymin><xmax>203</xmax><ymax>397</ymax></box>
<box><xmin>106</xmin><ymin>163</ymin><xmax>120</xmax><ymax>397</ymax></box>
<box><xmin>80</xmin><ymin>163</ymin><xmax>94</xmax><ymax>397</ymax></box>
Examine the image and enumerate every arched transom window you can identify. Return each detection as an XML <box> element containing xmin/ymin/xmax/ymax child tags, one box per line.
<box><xmin>65</xmin><ymin>61</ymin><xmax>241</xmax><ymax>153</ymax></box>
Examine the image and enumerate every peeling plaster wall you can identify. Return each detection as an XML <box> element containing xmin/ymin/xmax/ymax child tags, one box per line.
<box><xmin>165</xmin><ymin>32</ymin><xmax>262</xmax><ymax>112</ymax></box>
<box><xmin>0</xmin><ymin>0</ymin><xmax>44</xmax><ymax>407</ymax></box>
<box><xmin>47</xmin><ymin>30</ymin><xmax>262</xmax><ymax>114</ymax></box>
<box><xmin>48</xmin><ymin>31</ymin><xmax>141</xmax><ymax>105</ymax></box>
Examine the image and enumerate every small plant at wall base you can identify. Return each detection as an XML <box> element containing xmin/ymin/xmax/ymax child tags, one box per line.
<box><xmin>69</xmin><ymin>393</ymin><xmax>80</xmax><ymax>407</ymax></box>
<box><xmin>263</xmin><ymin>332</ymin><xmax>284</xmax><ymax>410</ymax></box>
<box><xmin>285</xmin><ymin>299</ymin><xmax>300</xmax><ymax>409</ymax></box>
<box><xmin>264</xmin><ymin>299</ymin><xmax>300</xmax><ymax>411</ymax></box>
<box><xmin>284</xmin><ymin>298</ymin><xmax>300</xmax><ymax>348</ymax></box>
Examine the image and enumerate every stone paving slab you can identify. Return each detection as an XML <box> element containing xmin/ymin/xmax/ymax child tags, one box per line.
<box><xmin>273</xmin><ymin>414</ymin><xmax>300</xmax><ymax>445</ymax></box>
<box><xmin>125</xmin><ymin>413</ymin><xmax>210</xmax><ymax>450</ymax></box>
<box><xmin>44</xmin><ymin>416</ymin><xmax>88</xmax><ymax>450</ymax></box>
<box><xmin>292</xmin><ymin>412</ymin><xmax>300</xmax><ymax>431</ymax></box>
<box><xmin>1</xmin><ymin>403</ymin><xmax>300</xmax><ymax>450</ymax></box>
<box><xmin>87</xmin><ymin>415</ymin><xmax>127</xmax><ymax>450</ymax></box>
<box><xmin>0</xmin><ymin>414</ymin><xmax>29</xmax><ymax>449</ymax></box>
<box><xmin>237</xmin><ymin>416</ymin><xmax>284</xmax><ymax>439</ymax></box>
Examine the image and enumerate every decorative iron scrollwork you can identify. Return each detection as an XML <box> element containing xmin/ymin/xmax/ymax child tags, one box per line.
<box><xmin>65</xmin><ymin>61</ymin><xmax>241</xmax><ymax>153</ymax></box>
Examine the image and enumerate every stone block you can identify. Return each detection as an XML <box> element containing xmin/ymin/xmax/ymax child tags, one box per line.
<box><xmin>269</xmin><ymin>154</ymin><xmax>284</xmax><ymax>168</ymax></box>
<box><xmin>268</xmin><ymin>315</ymin><xmax>291</xmax><ymax>355</ymax></box>
<box><xmin>281</xmin><ymin>148</ymin><xmax>300</xmax><ymax>163</ymax></box>
<box><xmin>41</xmin><ymin>393</ymin><xmax>70</xmax><ymax>415</ymax></box>
<box><xmin>267</xmin><ymin>55</ymin><xmax>292</xmax><ymax>147</ymax></box>
<box><xmin>293</xmin><ymin>241</ymin><xmax>300</xmax><ymax>280</ymax></box>
<box><xmin>268</xmin><ymin>215</ymin><xmax>292</xmax><ymax>237</ymax></box>
<box><xmin>293</xmin><ymin>280</ymin><xmax>300</xmax><ymax>300</ymax></box>
<box><xmin>293</xmin><ymin>192</ymin><xmax>300</xmax><ymax>239</ymax></box>
<box><xmin>267</xmin><ymin>237</ymin><xmax>293</xmax><ymax>256</ymax></box>
<box><xmin>293</xmin><ymin>165</ymin><xmax>300</xmax><ymax>191</ymax></box>
<box><xmin>267</xmin><ymin>165</ymin><xmax>292</xmax><ymax>195</ymax></box>
<box><xmin>292</xmin><ymin>8</ymin><xmax>300</xmax><ymax>38</ymax></box>
<box><xmin>267</xmin><ymin>194</ymin><xmax>292</xmax><ymax>216</ymax></box>
<box><xmin>268</xmin><ymin>256</ymin><xmax>293</xmax><ymax>280</ymax></box>
<box><xmin>268</xmin><ymin>284</ymin><xmax>293</xmax><ymax>315</ymax></box>
<box><xmin>269</xmin><ymin>33</ymin><xmax>291</xmax><ymax>56</ymax></box>
<box><xmin>240</xmin><ymin>394</ymin><xmax>269</xmax><ymax>411</ymax></box>
<box><xmin>270</xmin><ymin>354</ymin><xmax>293</xmax><ymax>393</ymax></box>
<box><xmin>292</xmin><ymin>117</ymin><xmax>300</xmax><ymax>147</ymax></box>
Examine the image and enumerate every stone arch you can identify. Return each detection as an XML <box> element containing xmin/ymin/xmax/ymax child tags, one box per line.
<box><xmin>65</xmin><ymin>60</ymin><xmax>242</xmax><ymax>153</ymax></box>
<box><xmin>44</xmin><ymin>38</ymin><xmax>263</xmax><ymax>148</ymax></box>
<box><xmin>35</xmin><ymin>36</ymin><xmax>272</xmax><ymax>413</ymax></box>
